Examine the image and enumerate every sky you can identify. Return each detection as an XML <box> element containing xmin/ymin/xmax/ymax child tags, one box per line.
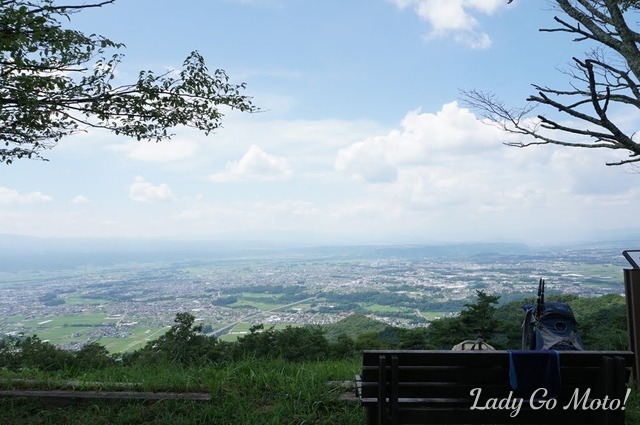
<box><xmin>2</xmin><ymin>0</ymin><xmax>640</xmax><ymax>247</ymax></box>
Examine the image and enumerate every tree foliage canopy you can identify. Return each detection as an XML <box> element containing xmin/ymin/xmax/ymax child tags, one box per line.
<box><xmin>462</xmin><ymin>0</ymin><xmax>640</xmax><ymax>166</ymax></box>
<box><xmin>0</xmin><ymin>0</ymin><xmax>257</xmax><ymax>163</ymax></box>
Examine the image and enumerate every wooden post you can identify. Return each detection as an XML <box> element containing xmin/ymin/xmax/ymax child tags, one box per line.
<box><xmin>623</xmin><ymin>268</ymin><xmax>640</xmax><ymax>386</ymax></box>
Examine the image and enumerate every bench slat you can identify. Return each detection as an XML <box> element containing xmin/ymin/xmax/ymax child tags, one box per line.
<box><xmin>359</xmin><ymin>383</ymin><xmax>601</xmax><ymax>400</ymax></box>
<box><xmin>362</xmin><ymin>350</ymin><xmax>634</xmax><ymax>367</ymax></box>
<box><xmin>361</xmin><ymin>365</ymin><xmax>609</xmax><ymax>384</ymax></box>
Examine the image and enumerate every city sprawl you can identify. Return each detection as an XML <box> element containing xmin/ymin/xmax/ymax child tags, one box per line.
<box><xmin>0</xmin><ymin>244</ymin><xmax>628</xmax><ymax>352</ymax></box>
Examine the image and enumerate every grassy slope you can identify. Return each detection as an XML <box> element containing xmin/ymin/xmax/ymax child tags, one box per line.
<box><xmin>322</xmin><ymin>314</ymin><xmax>389</xmax><ymax>342</ymax></box>
<box><xmin>0</xmin><ymin>359</ymin><xmax>364</xmax><ymax>425</ymax></box>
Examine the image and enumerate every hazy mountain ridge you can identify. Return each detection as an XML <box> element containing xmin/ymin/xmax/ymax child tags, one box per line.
<box><xmin>1</xmin><ymin>233</ymin><xmax>637</xmax><ymax>272</ymax></box>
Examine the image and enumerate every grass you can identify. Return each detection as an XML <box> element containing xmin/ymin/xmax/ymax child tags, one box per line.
<box><xmin>19</xmin><ymin>313</ymin><xmax>110</xmax><ymax>329</ymax></box>
<box><xmin>419</xmin><ymin>311</ymin><xmax>446</xmax><ymax>320</ymax></box>
<box><xmin>5</xmin><ymin>312</ymin><xmax>169</xmax><ymax>352</ymax></box>
<box><xmin>557</xmin><ymin>264</ymin><xmax>623</xmax><ymax>283</ymax></box>
<box><xmin>8</xmin><ymin>313</ymin><xmax>116</xmax><ymax>347</ymax></box>
<box><xmin>362</xmin><ymin>303</ymin><xmax>403</xmax><ymax>313</ymax></box>
<box><xmin>35</xmin><ymin>327</ymin><xmax>94</xmax><ymax>342</ymax></box>
<box><xmin>240</xmin><ymin>292</ymin><xmax>279</xmax><ymax>300</ymax></box>
<box><xmin>626</xmin><ymin>386</ymin><xmax>640</xmax><ymax>425</ymax></box>
<box><xmin>230</xmin><ymin>299</ymin><xmax>286</xmax><ymax>311</ymax></box>
<box><xmin>0</xmin><ymin>358</ymin><xmax>364</xmax><ymax>425</ymax></box>
<box><xmin>98</xmin><ymin>326</ymin><xmax>170</xmax><ymax>353</ymax></box>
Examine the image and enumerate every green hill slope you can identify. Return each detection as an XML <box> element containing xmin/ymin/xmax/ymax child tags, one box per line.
<box><xmin>322</xmin><ymin>314</ymin><xmax>388</xmax><ymax>341</ymax></box>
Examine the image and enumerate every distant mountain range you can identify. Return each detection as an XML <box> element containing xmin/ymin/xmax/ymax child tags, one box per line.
<box><xmin>1</xmin><ymin>233</ymin><xmax>639</xmax><ymax>272</ymax></box>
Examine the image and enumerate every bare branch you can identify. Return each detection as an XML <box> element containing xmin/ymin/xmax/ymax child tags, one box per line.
<box><xmin>460</xmin><ymin>0</ymin><xmax>640</xmax><ymax>168</ymax></box>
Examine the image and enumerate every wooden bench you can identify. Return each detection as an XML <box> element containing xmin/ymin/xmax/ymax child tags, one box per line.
<box><xmin>356</xmin><ymin>350</ymin><xmax>634</xmax><ymax>425</ymax></box>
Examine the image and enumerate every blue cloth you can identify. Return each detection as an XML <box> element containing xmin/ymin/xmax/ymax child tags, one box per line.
<box><xmin>508</xmin><ymin>350</ymin><xmax>561</xmax><ymax>399</ymax></box>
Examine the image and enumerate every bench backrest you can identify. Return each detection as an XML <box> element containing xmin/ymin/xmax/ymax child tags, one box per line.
<box><xmin>358</xmin><ymin>350</ymin><xmax>634</xmax><ymax>425</ymax></box>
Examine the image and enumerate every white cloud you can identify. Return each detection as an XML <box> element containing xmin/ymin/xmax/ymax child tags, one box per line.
<box><xmin>210</xmin><ymin>144</ymin><xmax>293</xmax><ymax>182</ymax></box>
<box><xmin>329</xmin><ymin>100</ymin><xmax>640</xmax><ymax>244</ymax></box>
<box><xmin>0</xmin><ymin>187</ymin><xmax>52</xmax><ymax>204</ymax></box>
<box><xmin>200</xmin><ymin>116</ymin><xmax>385</xmax><ymax>180</ymax></box>
<box><xmin>72</xmin><ymin>195</ymin><xmax>90</xmax><ymax>204</ymax></box>
<box><xmin>129</xmin><ymin>176</ymin><xmax>175</xmax><ymax>202</ymax></box>
<box><xmin>335</xmin><ymin>138</ymin><xmax>397</xmax><ymax>183</ymax></box>
<box><xmin>335</xmin><ymin>102</ymin><xmax>504</xmax><ymax>183</ymax></box>
<box><xmin>388</xmin><ymin>0</ymin><xmax>505</xmax><ymax>49</ymax></box>
<box><xmin>111</xmin><ymin>139</ymin><xmax>197</xmax><ymax>162</ymax></box>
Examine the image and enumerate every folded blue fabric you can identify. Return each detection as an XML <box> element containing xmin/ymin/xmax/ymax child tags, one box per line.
<box><xmin>508</xmin><ymin>350</ymin><xmax>561</xmax><ymax>399</ymax></box>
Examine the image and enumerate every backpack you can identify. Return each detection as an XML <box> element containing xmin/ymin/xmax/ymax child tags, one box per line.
<box><xmin>452</xmin><ymin>338</ymin><xmax>495</xmax><ymax>351</ymax></box>
<box><xmin>521</xmin><ymin>279</ymin><xmax>584</xmax><ymax>351</ymax></box>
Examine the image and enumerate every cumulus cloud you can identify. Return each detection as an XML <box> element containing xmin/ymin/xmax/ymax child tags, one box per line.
<box><xmin>129</xmin><ymin>176</ymin><xmax>175</xmax><ymax>202</ymax></box>
<box><xmin>72</xmin><ymin>195</ymin><xmax>90</xmax><ymax>204</ymax></box>
<box><xmin>0</xmin><ymin>187</ymin><xmax>52</xmax><ymax>204</ymax></box>
<box><xmin>335</xmin><ymin>102</ymin><xmax>504</xmax><ymax>183</ymax></box>
<box><xmin>335</xmin><ymin>139</ymin><xmax>397</xmax><ymax>183</ymax></box>
<box><xmin>388</xmin><ymin>0</ymin><xmax>505</xmax><ymax>49</ymax></box>
<box><xmin>330</xmin><ymin>99</ymin><xmax>640</xmax><ymax>245</ymax></box>
<box><xmin>333</xmin><ymin>101</ymin><xmax>587</xmax><ymax>226</ymax></box>
<box><xmin>210</xmin><ymin>144</ymin><xmax>293</xmax><ymax>182</ymax></box>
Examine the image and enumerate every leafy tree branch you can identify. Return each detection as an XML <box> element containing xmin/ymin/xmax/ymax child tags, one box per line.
<box><xmin>0</xmin><ymin>0</ymin><xmax>258</xmax><ymax>163</ymax></box>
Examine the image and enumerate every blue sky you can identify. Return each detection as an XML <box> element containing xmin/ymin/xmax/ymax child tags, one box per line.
<box><xmin>2</xmin><ymin>0</ymin><xmax>639</xmax><ymax>246</ymax></box>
